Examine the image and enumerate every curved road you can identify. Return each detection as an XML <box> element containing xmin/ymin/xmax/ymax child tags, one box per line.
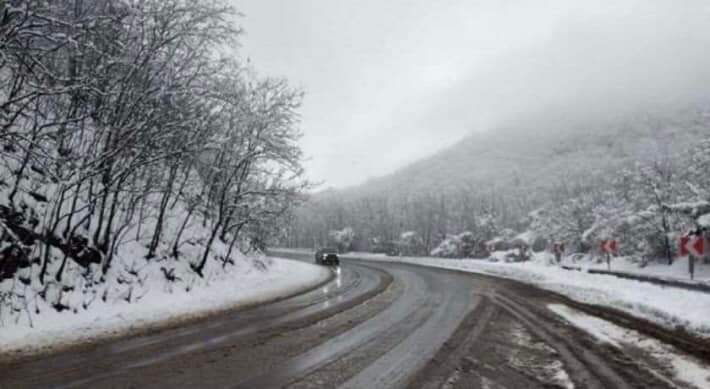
<box><xmin>1</xmin><ymin>254</ymin><xmax>707</xmax><ymax>388</ymax></box>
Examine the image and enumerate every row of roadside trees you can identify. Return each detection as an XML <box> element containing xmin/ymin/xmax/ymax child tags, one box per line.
<box><xmin>0</xmin><ymin>0</ymin><xmax>305</xmax><ymax>289</ymax></box>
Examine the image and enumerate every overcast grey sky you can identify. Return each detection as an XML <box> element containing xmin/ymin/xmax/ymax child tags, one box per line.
<box><xmin>233</xmin><ymin>0</ymin><xmax>710</xmax><ymax>188</ymax></box>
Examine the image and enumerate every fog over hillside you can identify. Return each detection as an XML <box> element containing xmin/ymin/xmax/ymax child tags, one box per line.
<box><xmin>239</xmin><ymin>0</ymin><xmax>710</xmax><ymax>188</ymax></box>
<box><xmin>285</xmin><ymin>101</ymin><xmax>710</xmax><ymax>257</ymax></box>
<box><xmin>280</xmin><ymin>1</ymin><xmax>710</xmax><ymax>258</ymax></box>
<box><xmin>342</xmin><ymin>102</ymin><xmax>708</xmax><ymax>199</ymax></box>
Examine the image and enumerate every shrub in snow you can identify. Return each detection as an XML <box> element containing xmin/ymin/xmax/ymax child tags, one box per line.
<box><xmin>486</xmin><ymin>238</ymin><xmax>512</xmax><ymax>252</ymax></box>
<box><xmin>458</xmin><ymin>231</ymin><xmax>478</xmax><ymax>257</ymax></box>
<box><xmin>531</xmin><ymin>236</ymin><xmax>548</xmax><ymax>252</ymax></box>
<box><xmin>398</xmin><ymin>231</ymin><xmax>424</xmax><ymax>256</ymax></box>
<box><xmin>476</xmin><ymin>214</ymin><xmax>500</xmax><ymax>242</ymax></box>
<box><xmin>431</xmin><ymin>231</ymin><xmax>481</xmax><ymax>258</ymax></box>
<box><xmin>369</xmin><ymin>237</ymin><xmax>400</xmax><ymax>255</ymax></box>
<box><xmin>431</xmin><ymin>236</ymin><xmax>459</xmax><ymax>258</ymax></box>
<box><xmin>328</xmin><ymin>227</ymin><xmax>355</xmax><ymax>253</ymax></box>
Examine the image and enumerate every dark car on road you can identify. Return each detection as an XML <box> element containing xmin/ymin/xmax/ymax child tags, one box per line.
<box><xmin>315</xmin><ymin>248</ymin><xmax>340</xmax><ymax>266</ymax></box>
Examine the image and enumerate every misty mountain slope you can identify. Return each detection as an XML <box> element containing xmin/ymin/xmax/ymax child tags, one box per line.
<box><xmin>286</xmin><ymin>104</ymin><xmax>710</xmax><ymax>256</ymax></box>
<box><xmin>343</xmin><ymin>106</ymin><xmax>709</xmax><ymax>200</ymax></box>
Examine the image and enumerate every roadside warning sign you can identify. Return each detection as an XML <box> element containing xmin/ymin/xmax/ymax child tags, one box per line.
<box><xmin>600</xmin><ymin>239</ymin><xmax>618</xmax><ymax>254</ymax></box>
<box><xmin>680</xmin><ymin>233</ymin><xmax>706</xmax><ymax>280</ymax></box>
<box><xmin>680</xmin><ymin>235</ymin><xmax>705</xmax><ymax>257</ymax></box>
<box><xmin>679</xmin><ymin>235</ymin><xmax>690</xmax><ymax>257</ymax></box>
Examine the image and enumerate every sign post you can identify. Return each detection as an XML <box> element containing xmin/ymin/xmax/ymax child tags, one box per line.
<box><xmin>690</xmin><ymin>254</ymin><xmax>695</xmax><ymax>280</ymax></box>
<box><xmin>552</xmin><ymin>242</ymin><xmax>564</xmax><ymax>265</ymax></box>
<box><xmin>680</xmin><ymin>234</ymin><xmax>705</xmax><ymax>280</ymax></box>
<box><xmin>600</xmin><ymin>239</ymin><xmax>618</xmax><ymax>271</ymax></box>
<box><xmin>690</xmin><ymin>236</ymin><xmax>703</xmax><ymax>281</ymax></box>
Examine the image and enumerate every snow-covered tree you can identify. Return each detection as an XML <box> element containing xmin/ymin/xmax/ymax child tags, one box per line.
<box><xmin>0</xmin><ymin>0</ymin><xmax>307</xmax><ymax>321</ymax></box>
<box><xmin>328</xmin><ymin>227</ymin><xmax>355</xmax><ymax>253</ymax></box>
<box><xmin>398</xmin><ymin>231</ymin><xmax>423</xmax><ymax>256</ymax></box>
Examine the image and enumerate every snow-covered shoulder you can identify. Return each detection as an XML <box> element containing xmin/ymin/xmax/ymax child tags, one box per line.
<box><xmin>548</xmin><ymin>304</ymin><xmax>710</xmax><ymax>389</ymax></box>
<box><xmin>0</xmin><ymin>256</ymin><xmax>331</xmax><ymax>359</ymax></box>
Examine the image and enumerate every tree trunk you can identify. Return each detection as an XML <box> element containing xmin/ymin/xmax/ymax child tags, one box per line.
<box><xmin>147</xmin><ymin>166</ymin><xmax>177</xmax><ymax>258</ymax></box>
<box><xmin>62</xmin><ymin>182</ymin><xmax>82</xmax><ymax>238</ymax></box>
<box><xmin>101</xmin><ymin>178</ymin><xmax>125</xmax><ymax>273</ymax></box>
<box><xmin>172</xmin><ymin>206</ymin><xmax>195</xmax><ymax>258</ymax></box>
<box><xmin>194</xmin><ymin>219</ymin><xmax>222</xmax><ymax>277</ymax></box>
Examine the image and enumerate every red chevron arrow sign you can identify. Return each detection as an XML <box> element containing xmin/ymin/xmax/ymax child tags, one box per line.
<box><xmin>680</xmin><ymin>235</ymin><xmax>705</xmax><ymax>257</ymax></box>
<box><xmin>600</xmin><ymin>239</ymin><xmax>618</xmax><ymax>254</ymax></box>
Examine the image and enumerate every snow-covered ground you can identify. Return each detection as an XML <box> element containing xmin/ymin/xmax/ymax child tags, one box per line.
<box><xmin>507</xmin><ymin>321</ymin><xmax>575</xmax><ymax>389</ymax></box>
<box><xmin>556</xmin><ymin>253</ymin><xmax>710</xmax><ymax>283</ymax></box>
<box><xmin>549</xmin><ymin>304</ymin><xmax>710</xmax><ymax>389</ymax></box>
<box><xmin>294</xmin><ymin>250</ymin><xmax>710</xmax><ymax>338</ymax></box>
<box><xmin>0</xmin><ymin>256</ymin><xmax>330</xmax><ymax>358</ymax></box>
<box><xmin>0</xmin><ymin>153</ymin><xmax>331</xmax><ymax>359</ymax></box>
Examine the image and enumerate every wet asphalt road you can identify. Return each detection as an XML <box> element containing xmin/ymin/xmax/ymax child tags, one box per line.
<box><xmin>1</xmin><ymin>254</ymin><xmax>708</xmax><ymax>388</ymax></box>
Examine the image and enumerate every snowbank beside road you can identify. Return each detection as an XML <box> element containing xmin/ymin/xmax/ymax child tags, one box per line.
<box><xmin>548</xmin><ymin>304</ymin><xmax>710</xmax><ymax>389</ymax></box>
<box><xmin>560</xmin><ymin>254</ymin><xmax>710</xmax><ymax>284</ymax></box>
<box><xmin>0</xmin><ymin>256</ymin><xmax>330</xmax><ymax>359</ymax></box>
<box><xmin>327</xmin><ymin>251</ymin><xmax>710</xmax><ymax>338</ymax></box>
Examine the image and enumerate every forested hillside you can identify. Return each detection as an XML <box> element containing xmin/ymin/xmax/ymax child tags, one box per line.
<box><xmin>0</xmin><ymin>1</ymin><xmax>305</xmax><ymax>324</ymax></box>
<box><xmin>285</xmin><ymin>104</ymin><xmax>710</xmax><ymax>261</ymax></box>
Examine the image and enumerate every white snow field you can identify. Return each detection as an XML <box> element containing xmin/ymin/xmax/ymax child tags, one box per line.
<box><xmin>267</xmin><ymin>249</ymin><xmax>710</xmax><ymax>338</ymax></box>
<box><xmin>0</xmin><ymin>255</ymin><xmax>330</xmax><ymax>358</ymax></box>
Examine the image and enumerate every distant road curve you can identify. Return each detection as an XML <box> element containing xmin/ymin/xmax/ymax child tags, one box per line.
<box><xmin>1</xmin><ymin>252</ymin><xmax>703</xmax><ymax>388</ymax></box>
